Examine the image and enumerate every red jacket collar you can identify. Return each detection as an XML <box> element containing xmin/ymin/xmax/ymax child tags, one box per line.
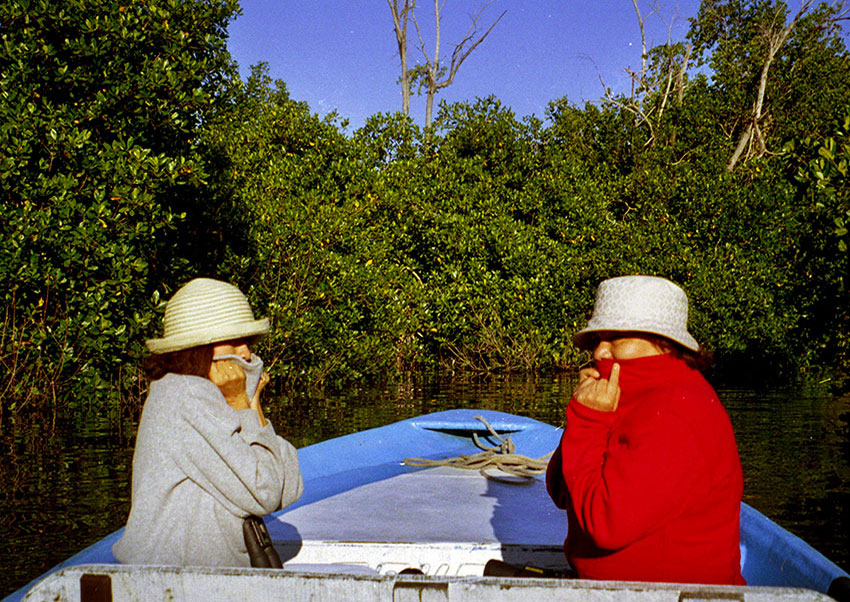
<box><xmin>593</xmin><ymin>353</ymin><xmax>692</xmax><ymax>396</ymax></box>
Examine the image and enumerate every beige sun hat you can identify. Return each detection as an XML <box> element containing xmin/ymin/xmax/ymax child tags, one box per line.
<box><xmin>572</xmin><ymin>275</ymin><xmax>700</xmax><ymax>352</ymax></box>
<box><xmin>146</xmin><ymin>278</ymin><xmax>270</xmax><ymax>354</ymax></box>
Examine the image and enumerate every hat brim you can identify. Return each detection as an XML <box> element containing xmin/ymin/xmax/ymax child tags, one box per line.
<box><xmin>573</xmin><ymin>323</ymin><xmax>699</xmax><ymax>353</ymax></box>
<box><xmin>146</xmin><ymin>319</ymin><xmax>270</xmax><ymax>354</ymax></box>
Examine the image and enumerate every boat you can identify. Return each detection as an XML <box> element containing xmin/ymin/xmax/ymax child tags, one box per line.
<box><xmin>6</xmin><ymin>409</ymin><xmax>850</xmax><ymax>601</ymax></box>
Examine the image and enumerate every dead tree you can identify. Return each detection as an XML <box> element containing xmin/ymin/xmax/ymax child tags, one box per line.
<box><xmin>600</xmin><ymin>0</ymin><xmax>691</xmax><ymax>149</ymax></box>
<box><xmin>411</xmin><ymin>0</ymin><xmax>505</xmax><ymax>127</ymax></box>
<box><xmin>727</xmin><ymin>0</ymin><xmax>815</xmax><ymax>171</ymax></box>
<box><xmin>388</xmin><ymin>0</ymin><xmax>415</xmax><ymax>116</ymax></box>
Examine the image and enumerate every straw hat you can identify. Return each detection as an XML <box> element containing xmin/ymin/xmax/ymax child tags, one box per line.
<box><xmin>146</xmin><ymin>278</ymin><xmax>269</xmax><ymax>354</ymax></box>
<box><xmin>572</xmin><ymin>275</ymin><xmax>699</xmax><ymax>352</ymax></box>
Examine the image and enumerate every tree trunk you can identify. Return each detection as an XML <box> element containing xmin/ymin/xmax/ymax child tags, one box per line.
<box><xmin>425</xmin><ymin>82</ymin><xmax>436</xmax><ymax>127</ymax></box>
<box><xmin>727</xmin><ymin>1</ymin><xmax>813</xmax><ymax>171</ymax></box>
<box><xmin>388</xmin><ymin>0</ymin><xmax>414</xmax><ymax>116</ymax></box>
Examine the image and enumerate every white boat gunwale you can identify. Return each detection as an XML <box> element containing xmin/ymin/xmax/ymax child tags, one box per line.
<box><xmin>27</xmin><ymin>563</ymin><xmax>842</xmax><ymax>602</ymax></box>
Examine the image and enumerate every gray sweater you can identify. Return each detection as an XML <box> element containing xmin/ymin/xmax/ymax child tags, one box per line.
<box><xmin>113</xmin><ymin>373</ymin><xmax>303</xmax><ymax>566</ymax></box>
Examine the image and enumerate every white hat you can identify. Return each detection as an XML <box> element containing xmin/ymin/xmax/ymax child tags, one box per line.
<box><xmin>572</xmin><ymin>275</ymin><xmax>700</xmax><ymax>352</ymax></box>
<box><xmin>146</xmin><ymin>278</ymin><xmax>269</xmax><ymax>354</ymax></box>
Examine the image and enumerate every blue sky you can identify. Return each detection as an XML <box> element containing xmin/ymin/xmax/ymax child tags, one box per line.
<box><xmin>226</xmin><ymin>1</ymin><xmax>847</xmax><ymax>131</ymax></box>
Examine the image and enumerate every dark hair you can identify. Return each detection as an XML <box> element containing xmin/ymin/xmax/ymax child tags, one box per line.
<box><xmin>143</xmin><ymin>345</ymin><xmax>214</xmax><ymax>382</ymax></box>
<box><xmin>668</xmin><ymin>342</ymin><xmax>714</xmax><ymax>372</ymax></box>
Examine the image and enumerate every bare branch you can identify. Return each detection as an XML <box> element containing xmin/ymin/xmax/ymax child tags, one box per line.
<box><xmin>597</xmin><ymin>0</ymin><xmax>689</xmax><ymax>147</ymax></box>
<box><xmin>655</xmin><ymin>4</ymin><xmax>682</xmax><ymax>120</ymax></box>
<box><xmin>598</xmin><ymin>70</ymin><xmax>657</xmax><ymax>145</ymax></box>
<box><xmin>412</xmin><ymin>0</ymin><xmax>505</xmax><ymax>126</ymax></box>
<box><xmin>631</xmin><ymin>0</ymin><xmax>648</xmax><ymax>87</ymax></box>
<box><xmin>444</xmin><ymin>8</ymin><xmax>506</xmax><ymax>86</ymax></box>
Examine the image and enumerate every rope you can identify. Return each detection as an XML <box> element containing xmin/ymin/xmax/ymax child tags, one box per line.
<box><xmin>402</xmin><ymin>414</ymin><xmax>553</xmax><ymax>484</ymax></box>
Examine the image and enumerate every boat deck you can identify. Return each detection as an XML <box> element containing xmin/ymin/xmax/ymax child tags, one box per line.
<box><xmin>271</xmin><ymin>464</ymin><xmax>568</xmax><ymax>575</ymax></box>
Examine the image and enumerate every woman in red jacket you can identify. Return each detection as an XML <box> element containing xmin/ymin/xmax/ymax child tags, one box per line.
<box><xmin>546</xmin><ymin>275</ymin><xmax>745</xmax><ymax>585</ymax></box>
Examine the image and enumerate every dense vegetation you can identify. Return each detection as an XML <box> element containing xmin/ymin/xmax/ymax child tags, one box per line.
<box><xmin>2</xmin><ymin>0</ymin><xmax>849</xmax><ymax>416</ymax></box>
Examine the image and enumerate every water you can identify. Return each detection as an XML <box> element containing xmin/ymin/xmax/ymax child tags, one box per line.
<box><xmin>1</xmin><ymin>376</ymin><xmax>848</xmax><ymax>598</ymax></box>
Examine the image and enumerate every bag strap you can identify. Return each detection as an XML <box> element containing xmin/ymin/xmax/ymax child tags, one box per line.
<box><xmin>243</xmin><ymin>515</ymin><xmax>283</xmax><ymax>568</ymax></box>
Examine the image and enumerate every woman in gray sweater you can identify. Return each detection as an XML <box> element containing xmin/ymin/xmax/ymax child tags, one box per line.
<box><xmin>113</xmin><ymin>278</ymin><xmax>303</xmax><ymax>566</ymax></box>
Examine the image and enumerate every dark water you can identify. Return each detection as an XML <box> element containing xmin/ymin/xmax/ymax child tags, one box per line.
<box><xmin>1</xmin><ymin>376</ymin><xmax>848</xmax><ymax>598</ymax></box>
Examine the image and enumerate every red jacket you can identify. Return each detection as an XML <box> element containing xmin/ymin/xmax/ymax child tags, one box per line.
<box><xmin>546</xmin><ymin>353</ymin><xmax>745</xmax><ymax>584</ymax></box>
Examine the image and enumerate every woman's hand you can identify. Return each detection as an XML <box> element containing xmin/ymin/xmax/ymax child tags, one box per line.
<box><xmin>573</xmin><ymin>363</ymin><xmax>621</xmax><ymax>412</ymax></box>
<box><xmin>250</xmin><ymin>371</ymin><xmax>270</xmax><ymax>427</ymax></box>
<box><xmin>209</xmin><ymin>359</ymin><xmax>251</xmax><ymax>412</ymax></box>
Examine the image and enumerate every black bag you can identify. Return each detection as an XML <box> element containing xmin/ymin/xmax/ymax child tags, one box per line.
<box><xmin>243</xmin><ymin>515</ymin><xmax>283</xmax><ymax>568</ymax></box>
<box><xmin>484</xmin><ymin>559</ymin><xmax>575</xmax><ymax>579</ymax></box>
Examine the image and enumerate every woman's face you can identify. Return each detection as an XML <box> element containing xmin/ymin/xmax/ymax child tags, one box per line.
<box><xmin>590</xmin><ymin>331</ymin><xmax>670</xmax><ymax>361</ymax></box>
<box><xmin>211</xmin><ymin>339</ymin><xmax>252</xmax><ymax>360</ymax></box>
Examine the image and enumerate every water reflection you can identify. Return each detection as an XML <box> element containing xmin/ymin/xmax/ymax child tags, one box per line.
<box><xmin>272</xmin><ymin>376</ymin><xmax>572</xmax><ymax>450</ymax></box>
<box><xmin>720</xmin><ymin>386</ymin><xmax>850</xmax><ymax>570</ymax></box>
<box><xmin>1</xmin><ymin>376</ymin><xmax>847</xmax><ymax>598</ymax></box>
<box><xmin>0</xmin><ymin>415</ymin><xmax>135</xmax><ymax>598</ymax></box>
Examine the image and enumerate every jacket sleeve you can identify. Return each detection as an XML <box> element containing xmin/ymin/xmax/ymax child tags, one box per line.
<box><xmin>546</xmin><ymin>436</ymin><xmax>568</xmax><ymax>509</ymax></box>
<box><xmin>174</xmin><ymin>380</ymin><xmax>303</xmax><ymax>517</ymax></box>
<box><xmin>560</xmin><ymin>395</ymin><xmax>702</xmax><ymax>551</ymax></box>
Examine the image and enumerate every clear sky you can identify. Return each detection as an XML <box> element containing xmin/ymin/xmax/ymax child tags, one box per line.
<box><xmin>225</xmin><ymin>1</ymin><xmax>846</xmax><ymax>132</ymax></box>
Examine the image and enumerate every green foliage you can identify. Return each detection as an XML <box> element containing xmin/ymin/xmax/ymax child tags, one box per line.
<box><xmin>368</xmin><ymin>98</ymin><xmax>615</xmax><ymax>373</ymax></box>
<box><xmin>771</xmin><ymin>3</ymin><xmax>850</xmax><ymax>142</ymax></box>
<box><xmin>203</xmin><ymin>66</ymin><xmax>424</xmax><ymax>387</ymax></box>
<box><xmin>782</xmin><ymin>113</ymin><xmax>850</xmax><ymax>374</ymax></box>
<box><xmin>687</xmin><ymin>0</ymin><xmax>850</xmax><ymax>156</ymax></box>
<box><xmin>0</xmin><ymin>0</ymin><xmax>241</xmax><ymax>413</ymax></box>
<box><xmin>4</xmin><ymin>0</ymin><xmax>850</xmax><ymax>416</ymax></box>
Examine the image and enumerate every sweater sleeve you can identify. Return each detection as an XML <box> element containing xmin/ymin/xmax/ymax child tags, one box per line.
<box><xmin>174</xmin><ymin>380</ymin><xmax>303</xmax><ymax>517</ymax></box>
<box><xmin>560</xmin><ymin>394</ymin><xmax>701</xmax><ymax>551</ymax></box>
<box><xmin>546</xmin><ymin>437</ymin><xmax>568</xmax><ymax>509</ymax></box>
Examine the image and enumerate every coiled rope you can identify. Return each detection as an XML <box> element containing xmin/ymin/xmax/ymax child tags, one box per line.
<box><xmin>402</xmin><ymin>414</ymin><xmax>553</xmax><ymax>484</ymax></box>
